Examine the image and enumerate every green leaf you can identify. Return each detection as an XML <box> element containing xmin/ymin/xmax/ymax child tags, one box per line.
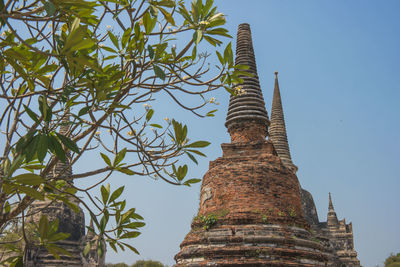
<box><xmin>147</xmin><ymin>45</ymin><xmax>154</xmax><ymax>59</ymax></box>
<box><xmin>23</xmin><ymin>105</ymin><xmax>40</xmax><ymax>124</ymax></box>
<box><xmin>83</xmin><ymin>242</ymin><xmax>91</xmax><ymax>256</ymax></box>
<box><xmin>25</xmin><ymin>134</ymin><xmax>39</xmax><ymax>163</ymax></box>
<box><xmin>153</xmin><ymin>65</ymin><xmax>166</xmax><ymax>80</ymax></box>
<box><xmin>146</xmin><ymin>109</ymin><xmax>154</xmax><ymax>121</ymax></box>
<box><xmin>38</xmin><ymin>96</ymin><xmax>52</xmax><ymax>122</ymax></box>
<box><xmin>120</xmin><ymin>242</ymin><xmax>140</xmax><ymax>254</ymax></box>
<box><xmin>49</xmin><ymin>135</ymin><xmax>66</xmax><ymax>162</ymax></box>
<box><xmin>121</xmin><ymin>27</ymin><xmax>132</xmax><ymax>49</ymax></box>
<box><xmin>143</xmin><ymin>12</ymin><xmax>156</xmax><ymax>34</ymax></box>
<box><xmin>39</xmin><ymin>215</ymin><xmax>50</xmax><ymax>239</ymax></box>
<box><xmin>183</xmin><ymin>178</ymin><xmax>201</xmax><ymax>186</ymax></box>
<box><xmin>149</xmin><ymin>123</ymin><xmax>162</xmax><ymax>128</ymax></box>
<box><xmin>118</xmin><ymin>168</ymin><xmax>135</xmax><ymax>175</ymax></box>
<box><xmin>216</xmin><ymin>50</ymin><xmax>224</xmax><ymax>64</ymax></box>
<box><xmin>206</xmin><ymin>109</ymin><xmax>217</xmax><ymax>117</ymax></box>
<box><xmin>44</xmin><ymin>1</ymin><xmax>56</xmax><ymax>16</ymax></box>
<box><xmin>14</xmin><ymin>173</ymin><xmax>43</xmax><ymax>186</ymax></box>
<box><xmin>187</xmin><ymin>152</ymin><xmax>198</xmax><ymax>164</ymax></box>
<box><xmin>78</xmin><ymin>106</ymin><xmax>90</xmax><ymax>116</ymax></box>
<box><xmin>193</xmin><ymin>29</ymin><xmax>203</xmax><ymax>45</ymax></box>
<box><xmin>152</xmin><ymin>0</ymin><xmax>175</xmax><ymax>7</ymax></box>
<box><xmin>56</xmin><ymin>133</ymin><xmax>79</xmax><ymax>154</ymax></box>
<box><xmin>187</xmin><ymin>149</ymin><xmax>206</xmax><ymax>157</ymax></box>
<box><xmin>114</xmin><ymin>148</ymin><xmax>126</xmax><ymax>166</ymax></box>
<box><xmin>191</xmin><ymin>45</ymin><xmax>197</xmax><ymax>60</ymax></box>
<box><xmin>123</xmin><ymin>222</ymin><xmax>145</xmax><ymax>229</ymax></box>
<box><xmin>108</xmin><ymin>31</ymin><xmax>119</xmax><ymax>49</ymax></box>
<box><xmin>120</xmin><ymin>231</ymin><xmax>141</xmax><ymax>239</ymax></box>
<box><xmin>16</xmin><ymin>185</ymin><xmax>44</xmax><ymax>200</ymax></box>
<box><xmin>185</xmin><ymin>141</ymin><xmax>210</xmax><ymax>148</ymax></box>
<box><xmin>159</xmin><ymin>7</ymin><xmax>176</xmax><ymax>26</ymax></box>
<box><xmin>109</xmin><ymin>186</ymin><xmax>124</xmax><ymax>203</ymax></box>
<box><xmin>205</xmin><ymin>27</ymin><xmax>231</xmax><ymax>38</ymax></box>
<box><xmin>100</xmin><ymin>153</ymin><xmax>112</xmax><ymax>167</ymax></box>
<box><xmin>37</xmin><ymin>64</ymin><xmax>58</xmax><ymax>74</ymax></box>
<box><xmin>108</xmin><ymin>241</ymin><xmax>117</xmax><ymax>253</ymax></box>
<box><xmin>224</xmin><ymin>42</ymin><xmax>233</xmax><ymax>65</ymax></box>
<box><xmin>203</xmin><ymin>35</ymin><xmax>222</xmax><ymax>46</ymax></box>
<box><xmin>47</xmin><ymin>232</ymin><xmax>70</xmax><ymax>242</ymax></box>
<box><xmin>101</xmin><ymin>184</ymin><xmax>110</xmax><ymax>204</ymax></box>
<box><xmin>46</xmin><ymin>244</ymin><xmax>71</xmax><ymax>259</ymax></box>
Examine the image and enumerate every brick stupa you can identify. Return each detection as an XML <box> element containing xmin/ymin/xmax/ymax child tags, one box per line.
<box><xmin>25</xmin><ymin>117</ymin><xmax>104</xmax><ymax>266</ymax></box>
<box><xmin>174</xmin><ymin>23</ymin><xmax>330</xmax><ymax>266</ymax></box>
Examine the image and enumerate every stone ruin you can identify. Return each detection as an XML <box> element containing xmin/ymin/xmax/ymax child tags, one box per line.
<box><xmin>174</xmin><ymin>23</ymin><xmax>361</xmax><ymax>266</ymax></box>
<box><xmin>24</xmin><ymin>118</ymin><xmax>105</xmax><ymax>267</ymax></box>
<box><xmin>23</xmin><ymin>22</ymin><xmax>361</xmax><ymax>267</ymax></box>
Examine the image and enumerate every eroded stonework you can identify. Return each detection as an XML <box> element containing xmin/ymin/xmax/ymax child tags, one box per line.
<box><xmin>25</xmin><ymin>120</ymin><xmax>105</xmax><ymax>267</ymax></box>
<box><xmin>174</xmin><ymin>23</ymin><xmax>361</xmax><ymax>266</ymax></box>
<box><xmin>174</xmin><ymin>23</ymin><xmax>333</xmax><ymax>267</ymax></box>
<box><xmin>301</xmin><ymin>192</ymin><xmax>361</xmax><ymax>267</ymax></box>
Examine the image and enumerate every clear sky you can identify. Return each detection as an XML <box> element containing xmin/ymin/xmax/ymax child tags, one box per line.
<box><xmin>76</xmin><ymin>1</ymin><xmax>400</xmax><ymax>266</ymax></box>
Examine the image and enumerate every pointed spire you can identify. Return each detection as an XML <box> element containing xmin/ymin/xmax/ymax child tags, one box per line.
<box><xmin>51</xmin><ymin>113</ymin><xmax>72</xmax><ymax>179</ymax></box>
<box><xmin>225</xmin><ymin>23</ymin><xmax>269</xmax><ymax>142</ymax></box>
<box><xmin>327</xmin><ymin>192</ymin><xmax>339</xmax><ymax>227</ymax></box>
<box><xmin>328</xmin><ymin>192</ymin><xmax>334</xmax><ymax>210</ymax></box>
<box><xmin>269</xmin><ymin>72</ymin><xmax>297</xmax><ymax>172</ymax></box>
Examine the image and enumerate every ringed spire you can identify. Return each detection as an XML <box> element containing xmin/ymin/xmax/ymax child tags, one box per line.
<box><xmin>225</xmin><ymin>23</ymin><xmax>269</xmax><ymax>136</ymax></box>
<box><xmin>269</xmin><ymin>72</ymin><xmax>298</xmax><ymax>172</ymax></box>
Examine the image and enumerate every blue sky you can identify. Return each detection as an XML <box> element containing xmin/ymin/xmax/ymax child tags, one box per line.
<box><xmin>77</xmin><ymin>1</ymin><xmax>400</xmax><ymax>266</ymax></box>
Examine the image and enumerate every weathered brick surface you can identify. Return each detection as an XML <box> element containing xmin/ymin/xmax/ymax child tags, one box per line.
<box><xmin>227</xmin><ymin>120</ymin><xmax>267</xmax><ymax>143</ymax></box>
<box><xmin>174</xmin><ymin>140</ymin><xmax>331</xmax><ymax>266</ymax></box>
<box><xmin>199</xmin><ymin>141</ymin><xmax>306</xmax><ymax>227</ymax></box>
<box><xmin>174</xmin><ymin>23</ymin><xmax>332</xmax><ymax>266</ymax></box>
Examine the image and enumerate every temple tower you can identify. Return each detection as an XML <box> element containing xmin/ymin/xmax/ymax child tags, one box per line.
<box><xmin>269</xmin><ymin>72</ymin><xmax>298</xmax><ymax>173</ymax></box>
<box><xmin>266</xmin><ymin>72</ymin><xmax>361</xmax><ymax>266</ymax></box>
<box><xmin>324</xmin><ymin>194</ymin><xmax>361</xmax><ymax>266</ymax></box>
<box><xmin>25</xmin><ymin>116</ymin><xmax>103</xmax><ymax>266</ymax></box>
<box><xmin>327</xmin><ymin>193</ymin><xmax>339</xmax><ymax>228</ymax></box>
<box><xmin>174</xmin><ymin>23</ymin><xmax>330</xmax><ymax>266</ymax></box>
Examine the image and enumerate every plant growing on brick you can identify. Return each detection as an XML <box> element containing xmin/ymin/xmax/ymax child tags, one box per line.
<box><xmin>0</xmin><ymin>0</ymin><xmax>246</xmax><ymax>264</ymax></box>
<box><xmin>288</xmin><ymin>207</ymin><xmax>297</xmax><ymax>218</ymax></box>
<box><xmin>262</xmin><ymin>215</ymin><xmax>269</xmax><ymax>224</ymax></box>
<box><xmin>200</xmin><ymin>214</ymin><xmax>218</xmax><ymax>230</ymax></box>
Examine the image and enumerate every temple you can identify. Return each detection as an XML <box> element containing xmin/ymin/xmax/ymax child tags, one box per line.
<box><xmin>25</xmin><ymin>117</ymin><xmax>105</xmax><ymax>267</ymax></box>
<box><xmin>271</xmin><ymin>71</ymin><xmax>361</xmax><ymax>267</ymax></box>
<box><xmin>174</xmin><ymin>23</ymin><xmax>361</xmax><ymax>266</ymax></box>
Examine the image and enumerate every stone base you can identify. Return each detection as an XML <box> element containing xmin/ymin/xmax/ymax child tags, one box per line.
<box><xmin>175</xmin><ymin>224</ymin><xmax>331</xmax><ymax>266</ymax></box>
<box><xmin>25</xmin><ymin>240</ymin><xmax>83</xmax><ymax>266</ymax></box>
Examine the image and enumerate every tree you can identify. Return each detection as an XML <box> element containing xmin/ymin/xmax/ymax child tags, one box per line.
<box><xmin>385</xmin><ymin>253</ymin><xmax>400</xmax><ymax>267</ymax></box>
<box><xmin>105</xmin><ymin>263</ymin><xmax>129</xmax><ymax>267</ymax></box>
<box><xmin>105</xmin><ymin>260</ymin><xmax>167</xmax><ymax>267</ymax></box>
<box><xmin>131</xmin><ymin>259</ymin><xmax>166</xmax><ymax>267</ymax></box>
<box><xmin>0</xmin><ymin>0</ymin><xmax>246</xmax><ymax>265</ymax></box>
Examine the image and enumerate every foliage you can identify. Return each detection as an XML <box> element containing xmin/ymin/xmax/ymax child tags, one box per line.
<box><xmin>105</xmin><ymin>260</ymin><xmax>167</xmax><ymax>267</ymax></box>
<box><xmin>131</xmin><ymin>259</ymin><xmax>166</xmax><ymax>267</ymax></box>
<box><xmin>105</xmin><ymin>263</ymin><xmax>129</xmax><ymax>267</ymax></box>
<box><xmin>0</xmin><ymin>0</ymin><xmax>245</xmax><ymax>263</ymax></box>
<box><xmin>200</xmin><ymin>214</ymin><xmax>217</xmax><ymax>230</ymax></box>
<box><xmin>386</xmin><ymin>253</ymin><xmax>400</xmax><ymax>267</ymax></box>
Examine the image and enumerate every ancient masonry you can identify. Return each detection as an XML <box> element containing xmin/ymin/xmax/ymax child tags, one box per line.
<box><xmin>25</xmin><ymin>117</ymin><xmax>105</xmax><ymax>267</ymax></box>
<box><xmin>174</xmin><ymin>23</ymin><xmax>361</xmax><ymax>266</ymax></box>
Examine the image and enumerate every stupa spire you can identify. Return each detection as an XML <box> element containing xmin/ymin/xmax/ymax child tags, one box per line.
<box><xmin>269</xmin><ymin>72</ymin><xmax>297</xmax><ymax>172</ymax></box>
<box><xmin>225</xmin><ymin>23</ymin><xmax>269</xmax><ymax>143</ymax></box>
<box><xmin>327</xmin><ymin>192</ymin><xmax>339</xmax><ymax>227</ymax></box>
<box><xmin>51</xmin><ymin>114</ymin><xmax>72</xmax><ymax>179</ymax></box>
<box><xmin>329</xmin><ymin>192</ymin><xmax>334</xmax><ymax>210</ymax></box>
